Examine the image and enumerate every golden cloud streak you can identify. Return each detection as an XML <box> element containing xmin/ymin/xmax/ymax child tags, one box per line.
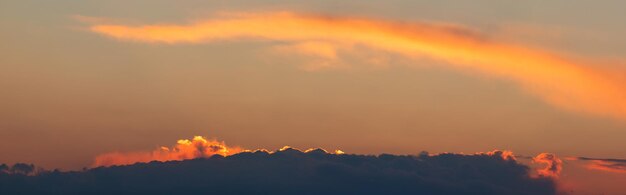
<box><xmin>86</xmin><ymin>12</ymin><xmax>626</xmax><ymax>119</ymax></box>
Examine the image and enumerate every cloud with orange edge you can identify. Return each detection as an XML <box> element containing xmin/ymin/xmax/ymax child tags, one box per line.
<box><xmin>479</xmin><ymin>151</ymin><xmax>565</xmax><ymax>179</ymax></box>
<box><xmin>93</xmin><ymin>136</ymin><xmax>242</xmax><ymax>167</ymax></box>
<box><xmin>93</xmin><ymin>136</ymin><xmax>351</xmax><ymax>167</ymax></box>
<box><xmin>8</xmin><ymin>146</ymin><xmax>561</xmax><ymax>194</ymax></box>
<box><xmin>483</xmin><ymin>150</ymin><xmax>517</xmax><ymax>161</ymax></box>
<box><xmin>81</xmin><ymin>11</ymin><xmax>626</xmax><ymax>120</ymax></box>
<box><xmin>533</xmin><ymin>153</ymin><xmax>563</xmax><ymax>178</ymax></box>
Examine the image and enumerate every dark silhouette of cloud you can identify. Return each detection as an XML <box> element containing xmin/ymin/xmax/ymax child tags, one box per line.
<box><xmin>0</xmin><ymin>149</ymin><xmax>557</xmax><ymax>195</ymax></box>
<box><xmin>0</xmin><ymin>163</ymin><xmax>35</xmax><ymax>175</ymax></box>
<box><xmin>0</xmin><ymin>164</ymin><xmax>8</xmax><ymax>173</ymax></box>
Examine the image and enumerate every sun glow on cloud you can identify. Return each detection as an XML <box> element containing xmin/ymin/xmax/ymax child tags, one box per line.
<box><xmin>93</xmin><ymin>136</ymin><xmax>242</xmax><ymax>167</ymax></box>
<box><xmin>83</xmin><ymin>11</ymin><xmax>626</xmax><ymax>120</ymax></box>
<box><xmin>92</xmin><ymin>135</ymin><xmax>563</xmax><ymax>182</ymax></box>
<box><xmin>533</xmin><ymin>153</ymin><xmax>563</xmax><ymax>178</ymax></box>
<box><xmin>92</xmin><ymin>136</ymin><xmax>348</xmax><ymax>167</ymax></box>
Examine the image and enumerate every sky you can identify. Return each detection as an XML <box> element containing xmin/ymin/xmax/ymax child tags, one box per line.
<box><xmin>1</xmin><ymin>0</ymin><xmax>626</xmax><ymax>194</ymax></box>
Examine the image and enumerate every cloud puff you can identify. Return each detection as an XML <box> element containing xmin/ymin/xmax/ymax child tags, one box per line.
<box><xmin>533</xmin><ymin>153</ymin><xmax>563</xmax><ymax>178</ymax></box>
<box><xmin>83</xmin><ymin>11</ymin><xmax>626</xmax><ymax>120</ymax></box>
<box><xmin>0</xmin><ymin>149</ymin><xmax>557</xmax><ymax>195</ymax></box>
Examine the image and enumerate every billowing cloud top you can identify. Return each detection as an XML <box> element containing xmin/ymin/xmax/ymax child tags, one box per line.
<box><xmin>92</xmin><ymin>136</ymin><xmax>242</xmax><ymax>167</ymax></box>
<box><xmin>83</xmin><ymin>11</ymin><xmax>626</xmax><ymax>120</ymax></box>
<box><xmin>1</xmin><ymin>148</ymin><xmax>558</xmax><ymax>195</ymax></box>
<box><xmin>533</xmin><ymin>153</ymin><xmax>563</xmax><ymax>178</ymax></box>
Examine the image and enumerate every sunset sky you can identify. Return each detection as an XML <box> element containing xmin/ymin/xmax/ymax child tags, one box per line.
<box><xmin>2</xmin><ymin>1</ymin><xmax>626</xmax><ymax>194</ymax></box>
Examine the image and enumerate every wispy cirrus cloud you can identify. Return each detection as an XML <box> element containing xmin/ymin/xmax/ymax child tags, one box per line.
<box><xmin>569</xmin><ymin>157</ymin><xmax>626</xmax><ymax>174</ymax></box>
<box><xmin>82</xmin><ymin>11</ymin><xmax>626</xmax><ymax>120</ymax></box>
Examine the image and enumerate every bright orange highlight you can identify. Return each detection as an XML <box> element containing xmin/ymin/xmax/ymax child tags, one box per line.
<box><xmin>484</xmin><ymin>150</ymin><xmax>517</xmax><ymax>161</ymax></box>
<box><xmin>92</xmin><ymin>136</ymin><xmax>349</xmax><ymax>167</ymax></box>
<box><xmin>92</xmin><ymin>136</ymin><xmax>242</xmax><ymax>167</ymax></box>
<box><xmin>533</xmin><ymin>153</ymin><xmax>563</xmax><ymax>178</ymax></box>
<box><xmin>85</xmin><ymin>12</ymin><xmax>626</xmax><ymax>119</ymax></box>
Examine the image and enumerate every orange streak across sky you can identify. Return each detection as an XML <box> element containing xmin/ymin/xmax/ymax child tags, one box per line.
<box><xmin>586</xmin><ymin>161</ymin><xmax>626</xmax><ymax>174</ymax></box>
<box><xmin>86</xmin><ymin>12</ymin><xmax>626</xmax><ymax>120</ymax></box>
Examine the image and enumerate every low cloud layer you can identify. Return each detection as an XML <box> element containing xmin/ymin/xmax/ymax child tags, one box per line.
<box><xmin>90</xmin><ymin>136</ymin><xmax>565</xmax><ymax>181</ymax></box>
<box><xmin>1</xmin><ymin>148</ymin><xmax>558</xmax><ymax>195</ymax></box>
<box><xmin>0</xmin><ymin>163</ymin><xmax>37</xmax><ymax>176</ymax></box>
<box><xmin>83</xmin><ymin>11</ymin><xmax>626</xmax><ymax>120</ymax></box>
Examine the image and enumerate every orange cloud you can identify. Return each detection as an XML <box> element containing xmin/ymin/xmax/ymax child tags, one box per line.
<box><xmin>569</xmin><ymin>157</ymin><xmax>626</xmax><ymax>174</ymax></box>
<box><xmin>92</xmin><ymin>136</ymin><xmax>242</xmax><ymax>167</ymax></box>
<box><xmin>587</xmin><ymin>160</ymin><xmax>626</xmax><ymax>174</ymax></box>
<box><xmin>92</xmin><ymin>136</ymin><xmax>349</xmax><ymax>167</ymax></box>
<box><xmin>478</xmin><ymin>150</ymin><xmax>517</xmax><ymax>161</ymax></box>
<box><xmin>533</xmin><ymin>153</ymin><xmax>563</xmax><ymax>178</ymax></box>
<box><xmin>84</xmin><ymin>12</ymin><xmax>626</xmax><ymax>119</ymax></box>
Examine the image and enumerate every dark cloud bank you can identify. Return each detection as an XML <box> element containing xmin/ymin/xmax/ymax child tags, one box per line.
<box><xmin>0</xmin><ymin>149</ymin><xmax>557</xmax><ymax>195</ymax></box>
